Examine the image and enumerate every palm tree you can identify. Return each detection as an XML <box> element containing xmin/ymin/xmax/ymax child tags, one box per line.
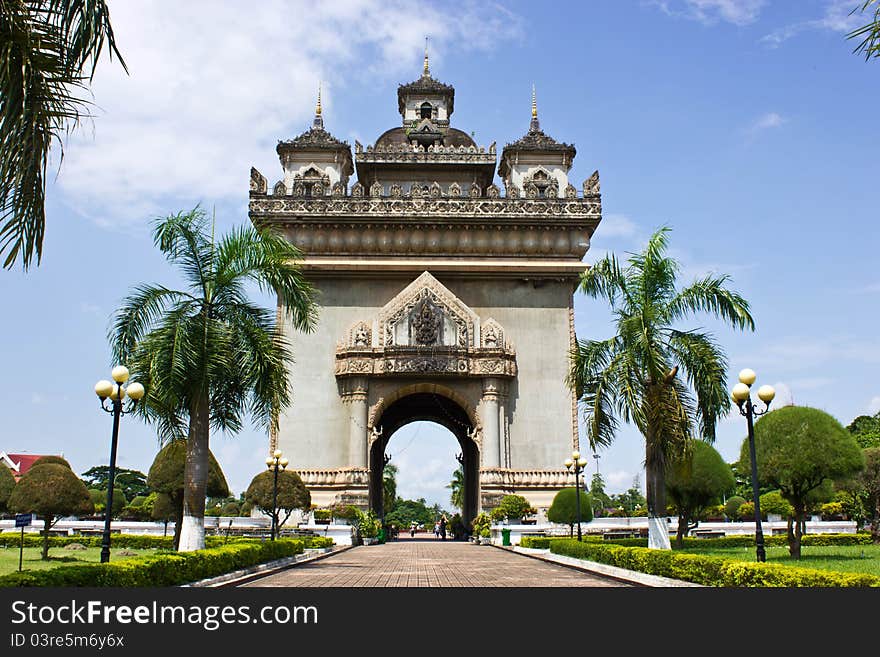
<box><xmin>1</xmin><ymin>0</ymin><xmax>127</xmax><ymax>270</ymax></box>
<box><xmin>447</xmin><ymin>466</ymin><xmax>464</xmax><ymax>511</ymax></box>
<box><xmin>567</xmin><ymin>227</ymin><xmax>754</xmax><ymax>548</ymax></box>
<box><xmin>111</xmin><ymin>207</ymin><xmax>317</xmax><ymax>551</ymax></box>
<box><xmin>382</xmin><ymin>463</ymin><xmax>398</xmax><ymax>515</ymax></box>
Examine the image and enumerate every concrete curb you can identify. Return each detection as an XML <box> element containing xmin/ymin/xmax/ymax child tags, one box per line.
<box><xmin>506</xmin><ymin>545</ymin><xmax>704</xmax><ymax>587</ymax></box>
<box><xmin>183</xmin><ymin>546</ymin><xmax>349</xmax><ymax>588</ymax></box>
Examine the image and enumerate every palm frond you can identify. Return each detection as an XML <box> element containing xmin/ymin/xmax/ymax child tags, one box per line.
<box><xmin>665</xmin><ymin>273</ymin><xmax>755</xmax><ymax>331</ymax></box>
<box><xmin>847</xmin><ymin>0</ymin><xmax>880</xmax><ymax>61</ymax></box>
<box><xmin>51</xmin><ymin>0</ymin><xmax>128</xmax><ymax>79</ymax></box>
<box><xmin>578</xmin><ymin>252</ymin><xmax>628</xmax><ymax>309</ymax></box>
<box><xmin>110</xmin><ymin>284</ymin><xmax>192</xmax><ymax>364</ymax></box>
<box><xmin>665</xmin><ymin>329</ymin><xmax>730</xmax><ymax>441</ymax></box>
<box><xmin>569</xmin><ymin>337</ymin><xmax>625</xmax><ymax>449</ymax></box>
<box><xmin>151</xmin><ymin>208</ymin><xmax>214</xmax><ymax>295</ymax></box>
<box><xmin>0</xmin><ymin>0</ymin><xmax>125</xmax><ymax>270</ymax></box>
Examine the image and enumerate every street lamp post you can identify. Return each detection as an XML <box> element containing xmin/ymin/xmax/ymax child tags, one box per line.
<box><xmin>730</xmin><ymin>368</ymin><xmax>775</xmax><ymax>563</ymax></box>
<box><xmin>94</xmin><ymin>366</ymin><xmax>144</xmax><ymax>564</ymax></box>
<box><xmin>564</xmin><ymin>450</ymin><xmax>588</xmax><ymax>541</ymax></box>
<box><xmin>265</xmin><ymin>450</ymin><xmax>288</xmax><ymax>541</ymax></box>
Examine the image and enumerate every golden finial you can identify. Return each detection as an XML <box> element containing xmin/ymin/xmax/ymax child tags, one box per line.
<box><xmin>531</xmin><ymin>84</ymin><xmax>537</xmax><ymax>119</ymax></box>
<box><xmin>316</xmin><ymin>82</ymin><xmax>322</xmax><ymax>116</ymax></box>
<box><xmin>423</xmin><ymin>37</ymin><xmax>430</xmax><ymax>76</ymax></box>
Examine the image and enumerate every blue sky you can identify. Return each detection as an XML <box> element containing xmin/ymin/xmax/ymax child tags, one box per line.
<box><xmin>1</xmin><ymin>1</ymin><xmax>878</xmax><ymax>508</ymax></box>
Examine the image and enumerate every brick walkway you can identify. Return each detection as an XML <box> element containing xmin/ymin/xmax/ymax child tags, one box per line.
<box><xmin>242</xmin><ymin>535</ymin><xmax>632</xmax><ymax>587</ymax></box>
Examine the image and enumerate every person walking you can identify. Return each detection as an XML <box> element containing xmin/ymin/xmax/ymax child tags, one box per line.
<box><xmin>434</xmin><ymin>521</ymin><xmax>440</xmax><ymax>539</ymax></box>
<box><xmin>440</xmin><ymin>514</ymin><xmax>447</xmax><ymax>541</ymax></box>
<box><xmin>410</xmin><ymin>522</ymin><xmax>416</xmax><ymax>538</ymax></box>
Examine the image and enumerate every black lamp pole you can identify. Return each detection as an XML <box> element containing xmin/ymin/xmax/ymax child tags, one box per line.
<box><xmin>271</xmin><ymin>463</ymin><xmax>279</xmax><ymax>541</ymax></box>
<box><xmin>94</xmin><ymin>368</ymin><xmax>143</xmax><ymax>564</ymax></box>
<box><xmin>742</xmin><ymin>397</ymin><xmax>766</xmax><ymax>562</ymax></box>
<box><xmin>565</xmin><ymin>451</ymin><xmax>587</xmax><ymax>542</ymax></box>
<box><xmin>266</xmin><ymin>451</ymin><xmax>287</xmax><ymax>541</ymax></box>
<box><xmin>101</xmin><ymin>397</ymin><xmax>122</xmax><ymax>563</ymax></box>
<box><xmin>732</xmin><ymin>369</ymin><xmax>775</xmax><ymax>564</ymax></box>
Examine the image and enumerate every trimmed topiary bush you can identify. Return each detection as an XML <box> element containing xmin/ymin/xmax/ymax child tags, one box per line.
<box><xmin>0</xmin><ymin>465</ymin><xmax>15</xmax><ymax>514</ymax></box>
<box><xmin>549</xmin><ymin>538</ymin><xmax>880</xmax><ymax>587</ymax></box>
<box><xmin>547</xmin><ymin>488</ymin><xmax>593</xmax><ymax>536</ymax></box>
<box><xmin>7</xmin><ymin>460</ymin><xmax>93</xmax><ymax>559</ymax></box>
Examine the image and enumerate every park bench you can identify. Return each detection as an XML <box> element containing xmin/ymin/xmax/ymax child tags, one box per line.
<box><xmin>602</xmin><ymin>530</ymin><xmax>642</xmax><ymax>540</ymax></box>
<box><xmin>691</xmin><ymin>529</ymin><xmax>725</xmax><ymax>539</ymax></box>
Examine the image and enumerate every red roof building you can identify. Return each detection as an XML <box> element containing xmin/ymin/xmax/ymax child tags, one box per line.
<box><xmin>0</xmin><ymin>452</ymin><xmax>62</xmax><ymax>482</ymax></box>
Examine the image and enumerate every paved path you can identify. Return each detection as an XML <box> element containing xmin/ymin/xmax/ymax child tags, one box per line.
<box><xmin>242</xmin><ymin>536</ymin><xmax>632</xmax><ymax>587</ymax></box>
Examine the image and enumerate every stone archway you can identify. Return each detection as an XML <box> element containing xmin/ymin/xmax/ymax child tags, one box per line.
<box><xmin>369</xmin><ymin>391</ymin><xmax>480</xmax><ymax>525</ymax></box>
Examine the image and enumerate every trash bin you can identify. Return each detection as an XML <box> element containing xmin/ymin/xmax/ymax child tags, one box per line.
<box><xmin>377</xmin><ymin>527</ymin><xmax>386</xmax><ymax>544</ymax></box>
<box><xmin>501</xmin><ymin>528</ymin><xmax>511</xmax><ymax>546</ymax></box>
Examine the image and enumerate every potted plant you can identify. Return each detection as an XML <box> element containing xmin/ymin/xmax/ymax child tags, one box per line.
<box><xmin>493</xmin><ymin>494</ymin><xmax>535</xmax><ymax>524</ymax></box>
<box><xmin>479</xmin><ymin>528</ymin><xmax>492</xmax><ymax>545</ymax></box>
<box><xmin>330</xmin><ymin>503</ymin><xmax>359</xmax><ymax>526</ymax></box>
<box><xmin>471</xmin><ymin>512</ymin><xmax>491</xmax><ymax>544</ymax></box>
<box><xmin>355</xmin><ymin>509</ymin><xmax>380</xmax><ymax>545</ymax></box>
<box><xmin>313</xmin><ymin>508</ymin><xmax>332</xmax><ymax>525</ymax></box>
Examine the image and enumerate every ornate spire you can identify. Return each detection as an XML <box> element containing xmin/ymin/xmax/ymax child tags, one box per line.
<box><xmin>423</xmin><ymin>37</ymin><xmax>430</xmax><ymax>77</ymax></box>
<box><xmin>313</xmin><ymin>82</ymin><xmax>323</xmax><ymax>129</ymax></box>
<box><xmin>530</xmin><ymin>84</ymin><xmax>540</xmax><ymax>132</ymax></box>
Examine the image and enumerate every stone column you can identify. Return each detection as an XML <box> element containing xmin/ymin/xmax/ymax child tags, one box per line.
<box><xmin>345</xmin><ymin>376</ymin><xmax>368</xmax><ymax>468</ymax></box>
<box><xmin>481</xmin><ymin>378</ymin><xmax>501</xmax><ymax>468</ymax></box>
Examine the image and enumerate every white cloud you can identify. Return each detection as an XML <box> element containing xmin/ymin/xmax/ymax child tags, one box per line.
<box><xmin>605</xmin><ymin>469</ymin><xmax>635</xmax><ymax>491</ymax></box>
<box><xmin>652</xmin><ymin>0</ymin><xmax>766</xmax><ymax>26</ymax></box>
<box><xmin>595</xmin><ymin>213</ymin><xmax>639</xmax><ymax>240</ymax></box>
<box><xmin>740</xmin><ymin>335</ymin><xmax>880</xmax><ymax>369</ymax></box>
<box><xmin>57</xmin><ymin>1</ymin><xmax>523</xmax><ymax>225</ymax></box>
<box><xmin>79</xmin><ymin>302</ymin><xmax>102</xmax><ymax>316</ymax></box>
<box><xmin>761</xmin><ymin>1</ymin><xmax>864</xmax><ymax>48</ymax></box>
<box><xmin>770</xmin><ymin>381</ymin><xmax>795</xmax><ymax>407</ymax></box>
<box><xmin>852</xmin><ymin>282</ymin><xmax>880</xmax><ymax>294</ymax></box>
<box><xmin>868</xmin><ymin>396</ymin><xmax>880</xmax><ymax>415</ymax></box>
<box><xmin>745</xmin><ymin>112</ymin><xmax>787</xmax><ymax>138</ymax></box>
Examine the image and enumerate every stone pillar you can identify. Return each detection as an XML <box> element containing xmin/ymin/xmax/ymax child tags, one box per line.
<box><xmin>481</xmin><ymin>378</ymin><xmax>501</xmax><ymax>468</ymax></box>
<box><xmin>345</xmin><ymin>377</ymin><xmax>368</xmax><ymax>468</ymax></box>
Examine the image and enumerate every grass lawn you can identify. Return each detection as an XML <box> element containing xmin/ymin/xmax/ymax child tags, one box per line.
<box><xmin>0</xmin><ymin>544</ymin><xmax>157</xmax><ymax>577</ymax></box>
<box><xmin>680</xmin><ymin>543</ymin><xmax>880</xmax><ymax>577</ymax></box>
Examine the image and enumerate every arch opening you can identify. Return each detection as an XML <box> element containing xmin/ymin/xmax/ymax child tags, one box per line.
<box><xmin>370</xmin><ymin>392</ymin><xmax>479</xmax><ymax>528</ymax></box>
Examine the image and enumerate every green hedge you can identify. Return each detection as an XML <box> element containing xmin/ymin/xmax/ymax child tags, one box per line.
<box><xmin>518</xmin><ymin>533</ymin><xmax>869</xmax><ymax>550</ymax></box>
<box><xmin>548</xmin><ymin>539</ymin><xmax>880</xmax><ymax>587</ymax></box>
<box><xmin>0</xmin><ymin>538</ymin><xmax>309</xmax><ymax>587</ymax></box>
<box><xmin>0</xmin><ymin>533</ymin><xmax>334</xmax><ymax>551</ymax></box>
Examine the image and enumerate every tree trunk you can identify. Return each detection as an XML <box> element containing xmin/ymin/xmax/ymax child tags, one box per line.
<box><xmin>178</xmin><ymin>392</ymin><xmax>210</xmax><ymax>552</ymax></box>
<box><xmin>41</xmin><ymin>516</ymin><xmax>52</xmax><ymax>560</ymax></box>
<box><xmin>872</xmin><ymin>498</ymin><xmax>880</xmax><ymax>544</ymax></box>
<box><xmin>645</xmin><ymin>426</ymin><xmax>671</xmax><ymax>550</ymax></box>
<box><xmin>790</xmin><ymin>503</ymin><xmax>804</xmax><ymax>560</ymax></box>
<box><xmin>675</xmin><ymin>514</ymin><xmax>688</xmax><ymax>548</ymax></box>
<box><xmin>172</xmin><ymin>496</ymin><xmax>184</xmax><ymax>551</ymax></box>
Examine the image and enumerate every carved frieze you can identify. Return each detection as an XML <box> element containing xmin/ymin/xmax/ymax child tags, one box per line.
<box><xmin>250</xmin><ymin>196</ymin><xmax>601</xmax><ymax>220</ymax></box>
<box><xmin>335</xmin><ymin>350</ymin><xmax>517</xmax><ymax>378</ymax></box>
<box><xmin>296</xmin><ymin>467</ymin><xmax>370</xmax><ymax>488</ymax></box>
<box><xmin>479</xmin><ymin>468</ymin><xmax>572</xmax><ymax>489</ymax></box>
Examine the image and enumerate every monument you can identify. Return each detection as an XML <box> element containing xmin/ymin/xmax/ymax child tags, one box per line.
<box><xmin>249</xmin><ymin>57</ymin><xmax>602</xmax><ymax>523</ymax></box>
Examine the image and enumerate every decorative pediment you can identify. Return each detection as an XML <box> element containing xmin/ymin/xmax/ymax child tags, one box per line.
<box><xmin>480</xmin><ymin>318</ymin><xmax>511</xmax><ymax>350</ymax></box>
<box><xmin>335</xmin><ymin>272</ymin><xmax>517</xmax><ymax>379</ymax></box>
<box><xmin>344</xmin><ymin>320</ymin><xmax>373</xmax><ymax>348</ymax></box>
<box><xmin>379</xmin><ymin>271</ymin><xmax>479</xmax><ymax>348</ymax></box>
